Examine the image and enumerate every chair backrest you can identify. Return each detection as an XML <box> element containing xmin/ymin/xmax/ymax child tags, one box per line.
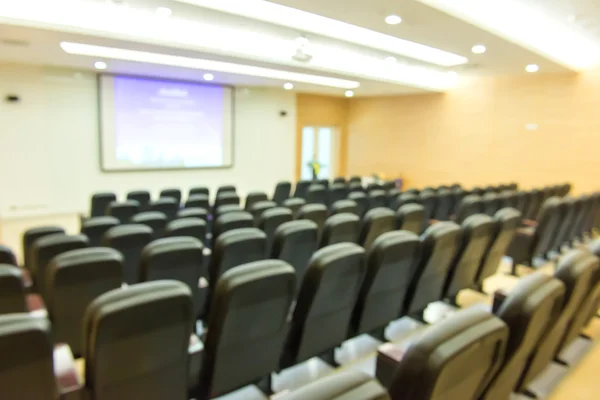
<box><xmin>103</xmin><ymin>224</ymin><xmax>153</xmax><ymax>285</ymax></box>
<box><xmin>185</xmin><ymin>194</ymin><xmax>210</xmax><ymax>210</ymax></box>
<box><xmin>319</xmin><ymin>213</ymin><xmax>360</xmax><ymax>248</ymax></box>
<box><xmin>297</xmin><ymin>204</ymin><xmax>328</xmax><ymax>236</ymax></box>
<box><xmin>530</xmin><ymin>197</ymin><xmax>562</xmax><ymax>258</ymax></box>
<box><xmin>0</xmin><ymin>265</ymin><xmax>27</xmax><ymax>314</ymax></box>
<box><xmin>525</xmin><ymin>189</ymin><xmax>543</xmax><ymax>220</ymax></box>
<box><xmin>358</xmin><ymin>208</ymin><xmax>396</xmax><ymax>252</ymax></box>
<box><xmin>551</xmin><ymin>197</ymin><xmax>576</xmax><ymax>251</ymax></box>
<box><xmin>294</xmin><ymin>180</ymin><xmax>312</xmax><ymax>199</ymax></box>
<box><xmin>333</xmin><ymin>177</ymin><xmax>346</xmax><ymax>184</ymax></box>
<box><xmin>391</xmin><ymin>192</ymin><xmax>421</xmax><ymax>212</ymax></box>
<box><xmin>396</xmin><ymin>203</ymin><xmax>425</xmax><ymax>234</ymax></box>
<box><xmin>81</xmin><ymin>216</ymin><xmax>120</xmax><ymax>247</ymax></box>
<box><xmin>0</xmin><ymin>314</ymin><xmax>57</xmax><ymax>400</ymax></box>
<box><xmin>213</xmin><ymin>192</ymin><xmax>241</xmax><ymax>212</ymax></box>
<box><xmin>198</xmin><ymin>260</ymin><xmax>295</xmax><ymax>399</ymax></box>
<box><xmin>433</xmin><ymin>189</ymin><xmax>453</xmax><ymax>220</ymax></box>
<box><xmin>131</xmin><ymin>211</ymin><xmax>167</xmax><ymax>239</ymax></box>
<box><xmin>148</xmin><ymin>198</ymin><xmax>178</xmax><ymax>220</ymax></box>
<box><xmin>258</xmin><ymin>207</ymin><xmax>293</xmax><ymax>256</ymax></box>
<box><xmin>216</xmin><ymin>185</ymin><xmax>236</xmax><ymax>198</ymax></box>
<box><xmin>348</xmin><ymin>181</ymin><xmax>364</xmax><ymax>194</ymax></box>
<box><xmin>46</xmin><ymin>248</ymin><xmax>122</xmax><ymax>356</ymax></box>
<box><xmin>443</xmin><ymin>214</ymin><xmax>495</xmax><ymax>300</ymax></box>
<box><xmin>140</xmin><ymin>237</ymin><xmax>204</xmax><ymax>317</ymax></box>
<box><xmin>349</xmin><ymin>176</ymin><xmax>362</xmax><ymax>184</ymax></box>
<box><xmin>388</xmin><ymin>307</ymin><xmax>508</xmax><ymax>400</ymax></box>
<box><xmin>419</xmin><ymin>191</ymin><xmax>437</xmax><ymax>226</ymax></box>
<box><xmin>106</xmin><ymin>200</ymin><xmax>140</xmax><ymax>223</ymax></box>
<box><xmin>126</xmin><ymin>190</ymin><xmax>150</xmax><ymax>210</ymax></box>
<box><xmin>212</xmin><ymin>211</ymin><xmax>254</xmax><ymax>242</ymax></box>
<box><xmin>284</xmin><ymin>370</ymin><xmax>389</xmax><ymax>400</ymax></box>
<box><xmin>482</xmin><ymin>192</ymin><xmax>501</xmax><ymax>217</ymax></box>
<box><xmin>450</xmin><ymin>187</ymin><xmax>466</xmax><ymax>216</ymax></box>
<box><xmin>348</xmin><ymin>192</ymin><xmax>369</xmax><ymax>217</ymax></box>
<box><xmin>475</xmin><ymin>208</ymin><xmax>522</xmax><ymax>286</ymax></box>
<box><xmin>176</xmin><ymin>207</ymin><xmax>208</xmax><ymax>222</ymax></box>
<box><xmin>159</xmin><ymin>188</ymin><xmax>182</xmax><ymax>204</ymax></box>
<box><xmin>249</xmin><ymin>201</ymin><xmax>277</xmax><ymax>225</ymax></box>
<box><xmin>91</xmin><ymin>192</ymin><xmax>116</xmax><ymax>217</ymax></box>
<box><xmin>245</xmin><ymin>191</ymin><xmax>268</xmax><ymax>211</ymax></box>
<box><xmin>514</xmin><ymin>191</ymin><xmax>530</xmax><ymax>216</ymax></box>
<box><xmin>273</xmin><ymin>181</ymin><xmax>292</xmax><ymax>205</ymax></box>
<box><xmin>214</xmin><ymin>204</ymin><xmax>243</xmax><ymax>220</ymax></box>
<box><xmin>455</xmin><ymin>194</ymin><xmax>483</xmax><ymax>224</ymax></box>
<box><xmin>574</xmin><ymin>195</ymin><xmax>596</xmax><ymax>239</ymax></box>
<box><xmin>306</xmin><ymin>184</ymin><xmax>327</xmax><ymax>205</ymax></box>
<box><xmin>189</xmin><ymin>186</ymin><xmax>209</xmax><ymax>197</ymax></box>
<box><xmin>165</xmin><ymin>218</ymin><xmax>207</xmax><ymax>244</ymax></box>
<box><xmin>328</xmin><ymin>183</ymin><xmax>349</xmax><ymax>207</ymax></box>
<box><xmin>350</xmin><ymin>231</ymin><xmax>420</xmax><ymax>337</ymax></box>
<box><xmin>271</xmin><ymin>220</ymin><xmax>319</xmax><ymax>284</ymax></box>
<box><xmin>0</xmin><ymin>245</ymin><xmax>17</xmax><ymax>266</ymax></box>
<box><xmin>405</xmin><ymin>222</ymin><xmax>462</xmax><ymax>315</ymax></box>
<box><xmin>565</xmin><ymin>195</ymin><xmax>588</xmax><ymax>241</ymax></box>
<box><xmin>281</xmin><ymin>243</ymin><xmax>366</xmax><ymax>367</ymax></box>
<box><xmin>282</xmin><ymin>197</ymin><xmax>306</xmax><ymax>217</ymax></box>
<box><xmin>331</xmin><ymin>199</ymin><xmax>358</xmax><ymax>216</ymax></box>
<box><xmin>368</xmin><ymin>190</ymin><xmax>388</xmax><ymax>210</ymax></box>
<box><xmin>84</xmin><ymin>281</ymin><xmax>192</xmax><ymax>400</ymax></box>
<box><xmin>481</xmin><ymin>273</ymin><xmax>565</xmax><ymax>399</ymax></box>
<box><xmin>22</xmin><ymin>226</ymin><xmax>65</xmax><ymax>270</ymax></box>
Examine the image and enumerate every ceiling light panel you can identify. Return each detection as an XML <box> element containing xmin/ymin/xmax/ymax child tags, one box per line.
<box><xmin>417</xmin><ymin>0</ymin><xmax>600</xmax><ymax>70</ymax></box>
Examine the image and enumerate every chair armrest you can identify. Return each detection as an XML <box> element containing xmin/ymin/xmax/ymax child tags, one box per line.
<box><xmin>376</xmin><ymin>342</ymin><xmax>406</xmax><ymax>388</ymax></box>
<box><xmin>54</xmin><ymin>344</ymin><xmax>83</xmax><ymax>400</ymax></box>
<box><xmin>188</xmin><ymin>334</ymin><xmax>204</xmax><ymax>391</ymax></box>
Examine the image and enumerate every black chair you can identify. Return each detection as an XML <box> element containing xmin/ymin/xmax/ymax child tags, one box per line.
<box><xmin>319</xmin><ymin>214</ymin><xmax>360</xmax><ymax>248</ymax></box>
<box><xmin>0</xmin><ymin>265</ymin><xmax>27</xmax><ymax>314</ymax></box>
<box><xmin>189</xmin><ymin>186</ymin><xmax>209</xmax><ymax>197</ymax></box>
<box><xmin>386</xmin><ymin>189</ymin><xmax>401</xmax><ymax>208</ymax></box>
<box><xmin>294</xmin><ymin>180</ymin><xmax>312</xmax><ymax>199</ymax></box>
<box><xmin>317</xmin><ymin>179</ymin><xmax>329</xmax><ymax>189</ymax></box>
<box><xmin>159</xmin><ymin>188</ymin><xmax>182</xmax><ymax>205</ymax></box>
<box><xmin>0</xmin><ymin>245</ymin><xmax>17</xmax><ymax>266</ymax></box>
<box><xmin>249</xmin><ymin>201</ymin><xmax>277</xmax><ymax>225</ymax></box>
<box><xmin>331</xmin><ymin>199</ymin><xmax>358</xmax><ymax>216</ymax></box>
<box><xmin>328</xmin><ymin>183</ymin><xmax>348</xmax><ymax>207</ymax></box>
<box><xmin>216</xmin><ymin>185</ymin><xmax>236</xmax><ymax>197</ymax></box>
<box><xmin>103</xmin><ymin>224</ymin><xmax>153</xmax><ymax>285</ymax></box>
<box><xmin>348</xmin><ymin>182</ymin><xmax>364</xmax><ymax>194</ymax></box>
<box><xmin>149</xmin><ymin>198</ymin><xmax>178</xmax><ymax>221</ymax></box>
<box><xmin>131</xmin><ymin>211</ymin><xmax>167</xmax><ymax>239</ymax></box>
<box><xmin>348</xmin><ymin>192</ymin><xmax>369</xmax><ymax>218</ymax></box>
<box><xmin>273</xmin><ymin>181</ymin><xmax>292</xmax><ymax>205</ymax></box>
<box><xmin>419</xmin><ymin>191</ymin><xmax>436</xmax><ymax>228</ymax></box>
<box><xmin>433</xmin><ymin>188</ymin><xmax>453</xmax><ymax>221</ymax></box>
<box><xmin>358</xmin><ymin>208</ymin><xmax>396</xmax><ymax>252</ymax></box>
<box><xmin>349</xmin><ymin>176</ymin><xmax>361</xmax><ymax>184</ymax></box>
<box><xmin>306</xmin><ymin>184</ymin><xmax>327</xmax><ymax>205</ymax></box>
<box><xmin>333</xmin><ymin>177</ymin><xmax>346</xmax><ymax>184</ymax></box>
<box><xmin>214</xmin><ymin>204</ymin><xmax>242</xmax><ymax>220</ymax></box>
<box><xmin>282</xmin><ymin>197</ymin><xmax>306</xmax><ymax>217</ymax></box>
<box><xmin>245</xmin><ymin>192</ymin><xmax>269</xmax><ymax>211</ymax></box>
<box><xmin>81</xmin><ymin>216</ymin><xmax>119</xmax><ymax>247</ymax></box>
<box><xmin>280</xmin><ymin>243</ymin><xmax>366</xmax><ymax>369</ymax></box>
<box><xmin>524</xmin><ymin>189</ymin><xmax>543</xmax><ymax>220</ymax></box>
<box><xmin>395</xmin><ymin>203</ymin><xmax>424</xmax><ymax>234</ymax></box>
<box><xmin>186</xmin><ymin>194</ymin><xmax>210</xmax><ymax>210</ymax></box>
<box><xmin>271</xmin><ymin>220</ymin><xmax>318</xmax><ymax>285</ymax></box>
<box><xmin>482</xmin><ymin>192</ymin><xmax>502</xmax><ymax>217</ymax></box>
<box><xmin>297</xmin><ymin>204</ymin><xmax>328</xmax><ymax>236</ymax></box>
<box><xmin>166</xmin><ymin>218</ymin><xmax>207</xmax><ymax>244</ymax></box>
<box><xmin>106</xmin><ymin>200</ymin><xmax>140</xmax><ymax>223</ymax></box>
<box><xmin>368</xmin><ymin>190</ymin><xmax>388</xmax><ymax>210</ymax></box>
<box><xmin>258</xmin><ymin>207</ymin><xmax>293</xmax><ymax>256</ymax></box>
<box><xmin>455</xmin><ymin>195</ymin><xmax>483</xmax><ymax>224</ymax></box>
<box><xmin>22</xmin><ymin>226</ymin><xmax>65</xmax><ymax>270</ymax></box>
<box><xmin>213</xmin><ymin>192</ymin><xmax>240</xmax><ymax>213</ymax></box>
<box><xmin>90</xmin><ymin>192</ymin><xmax>116</xmax><ymax>217</ymax></box>
<box><xmin>126</xmin><ymin>190</ymin><xmax>150</xmax><ymax>210</ymax></box>
<box><xmin>212</xmin><ymin>211</ymin><xmax>254</xmax><ymax>243</ymax></box>
<box><xmin>177</xmin><ymin>207</ymin><xmax>208</xmax><ymax>222</ymax></box>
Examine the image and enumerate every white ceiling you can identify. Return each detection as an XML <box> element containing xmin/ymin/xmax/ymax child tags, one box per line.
<box><xmin>0</xmin><ymin>0</ymin><xmax>598</xmax><ymax>96</ymax></box>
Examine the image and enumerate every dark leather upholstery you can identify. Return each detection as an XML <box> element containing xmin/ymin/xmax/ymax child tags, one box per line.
<box><xmin>281</xmin><ymin>243</ymin><xmax>366</xmax><ymax>368</ymax></box>
<box><xmin>433</xmin><ymin>188</ymin><xmax>453</xmax><ymax>220</ymax></box>
<box><xmin>160</xmin><ymin>188</ymin><xmax>182</xmax><ymax>204</ymax></box>
<box><xmin>444</xmin><ymin>214</ymin><xmax>495</xmax><ymax>300</ymax></box>
<box><xmin>165</xmin><ymin>218</ymin><xmax>207</xmax><ymax>244</ymax></box>
<box><xmin>333</xmin><ymin>177</ymin><xmax>346</xmax><ymax>184</ymax></box>
<box><xmin>0</xmin><ymin>245</ymin><xmax>17</xmax><ymax>266</ymax></box>
<box><xmin>306</xmin><ymin>184</ymin><xmax>327</xmax><ymax>205</ymax></box>
<box><xmin>126</xmin><ymin>190</ymin><xmax>150</xmax><ymax>210</ymax></box>
<box><xmin>245</xmin><ymin>191</ymin><xmax>268</xmax><ymax>211</ymax></box>
<box><xmin>349</xmin><ymin>176</ymin><xmax>362</xmax><ymax>184</ymax></box>
<box><xmin>197</xmin><ymin>260</ymin><xmax>295</xmax><ymax>399</ymax></box>
<box><xmin>83</xmin><ymin>281</ymin><xmax>192</xmax><ymax>400</ymax></box>
<box><xmin>271</xmin><ymin>220</ymin><xmax>318</xmax><ymax>284</ymax></box>
<box><xmin>368</xmin><ymin>190</ymin><xmax>388</xmax><ymax>210</ymax></box>
<box><xmin>388</xmin><ymin>307</ymin><xmax>508</xmax><ymax>400</ymax></box>
<box><xmin>297</xmin><ymin>204</ymin><xmax>328</xmax><ymax>235</ymax></box>
<box><xmin>475</xmin><ymin>208</ymin><xmax>521</xmax><ymax>287</ymax></box>
<box><xmin>455</xmin><ymin>195</ymin><xmax>483</xmax><ymax>224</ymax></box>
<box><xmin>140</xmin><ymin>237</ymin><xmax>204</xmax><ymax>317</ymax></box>
<box><xmin>131</xmin><ymin>211</ymin><xmax>167</xmax><ymax>238</ymax></box>
<box><xmin>212</xmin><ymin>211</ymin><xmax>254</xmax><ymax>242</ymax></box>
<box><xmin>177</xmin><ymin>207</ymin><xmax>208</xmax><ymax>221</ymax></box>
<box><xmin>259</xmin><ymin>207</ymin><xmax>293</xmax><ymax>256</ymax></box>
<box><xmin>186</xmin><ymin>194</ymin><xmax>210</xmax><ymax>210</ymax></box>
<box><xmin>213</xmin><ymin>192</ymin><xmax>240</xmax><ymax>212</ymax></box>
<box><xmin>294</xmin><ymin>180</ymin><xmax>312</xmax><ymax>199</ymax></box>
<box><xmin>358</xmin><ymin>208</ymin><xmax>396</xmax><ymax>252</ymax></box>
<box><xmin>395</xmin><ymin>203</ymin><xmax>425</xmax><ymax>234</ymax></box>
<box><xmin>348</xmin><ymin>182</ymin><xmax>364</xmax><ymax>194</ymax></box>
<box><xmin>350</xmin><ymin>231</ymin><xmax>420</xmax><ymax>336</ymax></box>
<box><xmin>273</xmin><ymin>181</ymin><xmax>292</xmax><ymax>205</ymax></box>
<box><xmin>45</xmin><ymin>248</ymin><xmax>122</xmax><ymax>356</ymax></box>
<box><xmin>331</xmin><ymin>199</ymin><xmax>359</xmax><ymax>216</ymax></box>
<box><xmin>328</xmin><ymin>183</ymin><xmax>349</xmax><ymax>207</ymax></box>
<box><xmin>215</xmin><ymin>204</ymin><xmax>243</xmax><ymax>219</ymax></box>
<box><xmin>149</xmin><ymin>198</ymin><xmax>178</xmax><ymax>220</ymax></box>
<box><xmin>283</xmin><ymin>197</ymin><xmax>306</xmax><ymax>217</ymax></box>
<box><xmin>348</xmin><ymin>192</ymin><xmax>369</xmax><ymax>217</ymax></box>
<box><xmin>216</xmin><ymin>185</ymin><xmax>236</xmax><ymax>197</ymax></box>
<box><xmin>551</xmin><ymin>197</ymin><xmax>577</xmax><ymax>250</ymax></box>
<box><xmin>0</xmin><ymin>314</ymin><xmax>56</xmax><ymax>400</ymax></box>
<box><xmin>419</xmin><ymin>191</ymin><xmax>436</xmax><ymax>227</ymax></box>
<box><xmin>81</xmin><ymin>216</ymin><xmax>119</xmax><ymax>247</ymax></box>
<box><xmin>189</xmin><ymin>186</ymin><xmax>209</xmax><ymax>197</ymax></box>
<box><xmin>514</xmin><ymin>191</ymin><xmax>529</xmax><ymax>216</ymax></box>
<box><xmin>450</xmin><ymin>187</ymin><xmax>466</xmax><ymax>216</ymax></box>
<box><xmin>319</xmin><ymin>213</ymin><xmax>360</xmax><ymax>248</ymax></box>
<box><xmin>387</xmin><ymin>189</ymin><xmax>401</xmax><ymax>207</ymax></box>
<box><xmin>482</xmin><ymin>193</ymin><xmax>502</xmax><ymax>217</ymax></box>
<box><xmin>404</xmin><ymin>222</ymin><xmax>462</xmax><ymax>315</ymax></box>
<box><xmin>525</xmin><ymin>189</ymin><xmax>543</xmax><ymax>220</ymax></box>
<box><xmin>0</xmin><ymin>265</ymin><xmax>27</xmax><ymax>314</ymax></box>
<box><xmin>284</xmin><ymin>370</ymin><xmax>389</xmax><ymax>400</ymax></box>
<box><xmin>249</xmin><ymin>201</ymin><xmax>277</xmax><ymax>225</ymax></box>
<box><xmin>22</xmin><ymin>226</ymin><xmax>65</xmax><ymax>270</ymax></box>
<box><xmin>102</xmin><ymin>224</ymin><xmax>152</xmax><ymax>285</ymax></box>
<box><xmin>90</xmin><ymin>192</ymin><xmax>116</xmax><ymax>217</ymax></box>
<box><xmin>106</xmin><ymin>200</ymin><xmax>140</xmax><ymax>223</ymax></box>
<box><xmin>481</xmin><ymin>273</ymin><xmax>565</xmax><ymax>400</ymax></box>
<box><xmin>391</xmin><ymin>192</ymin><xmax>421</xmax><ymax>212</ymax></box>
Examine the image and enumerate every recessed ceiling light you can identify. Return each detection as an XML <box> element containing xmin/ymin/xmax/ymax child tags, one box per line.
<box><xmin>203</xmin><ymin>73</ymin><xmax>214</xmax><ymax>81</ymax></box>
<box><xmin>345</xmin><ymin>90</ymin><xmax>354</xmax><ymax>97</ymax></box>
<box><xmin>156</xmin><ymin>7</ymin><xmax>172</xmax><ymax>17</ymax></box>
<box><xmin>283</xmin><ymin>82</ymin><xmax>294</xmax><ymax>90</ymax></box>
<box><xmin>384</xmin><ymin>56</ymin><xmax>397</xmax><ymax>63</ymax></box>
<box><xmin>385</xmin><ymin>15</ymin><xmax>402</xmax><ymax>25</ymax></box>
<box><xmin>94</xmin><ymin>61</ymin><xmax>107</xmax><ymax>70</ymax></box>
<box><xmin>525</xmin><ymin>64</ymin><xmax>539</xmax><ymax>72</ymax></box>
<box><xmin>471</xmin><ymin>45</ymin><xmax>486</xmax><ymax>54</ymax></box>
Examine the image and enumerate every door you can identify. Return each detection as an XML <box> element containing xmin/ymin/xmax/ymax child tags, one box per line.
<box><xmin>300</xmin><ymin>126</ymin><xmax>339</xmax><ymax>180</ymax></box>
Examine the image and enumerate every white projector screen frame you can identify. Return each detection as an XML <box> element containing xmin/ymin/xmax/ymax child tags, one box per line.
<box><xmin>98</xmin><ymin>74</ymin><xmax>234</xmax><ymax>172</ymax></box>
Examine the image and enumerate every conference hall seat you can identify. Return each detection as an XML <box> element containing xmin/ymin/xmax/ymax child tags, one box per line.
<box><xmin>249</xmin><ymin>200</ymin><xmax>276</xmax><ymax>225</ymax></box>
<box><xmin>214</xmin><ymin>204</ymin><xmax>243</xmax><ymax>220</ymax></box>
<box><xmin>348</xmin><ymin>181</ymin><xmax>364</xmax><ymax>194</ymax></box>
<box><xmin>283</xmin><ymin>197</ymin><xmax>307</xmax><ymax>217</ymax></box>
<box><xmin>443</xmin><ymin>214</ymin><xmax>495</xmax><ymax>301</ymax></box>
<box><xmin>90</xmin><ymin>192</ymin><xmax>117</xmax><ymax>218</ymax></box>
<box><xmin>245</xmin><ymin>191</ymin><xmax>269</xmax><ymax>211</ymax></box>
<box><xmin>386</xmin><ymin>307</ymin><xmax>508</xmax><ymax>400</ymax></box>
<box><xmin>0</xmin><ymin>314</ymin><xmax>57</xmax><ymax>400</ymax></box>
<box><xmin>283</xmin><ymin>370</ymin><xmax>389</xmax><ymax>400</ymax></box>
<box><xmin>81</xmin><ymin>216</ymin><xmax>119</xmax><ymax>247</ymax></box>
<box><xmin>273</xmin><ymin>181</ymin><xmax>292</xmax><ymax>205</ymax></box>
<box><xmin>418</xmin><ymin>191</ymin><xmax>436</xmax><ymax>228</ymax></box>
<box><xmin>186</xmin><ymin>194</ymin><xmax>210</xmax><ymax>210</ymax></box>
<box><xmin>45</xmin><ymin>248</ymin><xmax>122</xmax><ymax>356</ymax></box>
<box><xmin>216</xmin><ymin>185</ymin><xmax>236</xmax><ymax>197</ymax></box>
<box><xmin>395</xmin><ymin>203</ymin><xmax>425</xmax><ymax>234</ymax></box>
<box><xmin>280</xmin><ymin>243</ymin><xmax>366</xmax><ymax>369</ymax></box>
<box><xmin>306</xmin><ymin>184</ymin><xmax>327</xmax><ymax>205</ymax></box>
<box><xmin>475</xmin><ymin>208</ymin><xmax>522</xmax><ymax>288</ymax></box>
<box><xmin>583</xmin><ymin>193</ymin><xmax>600</xmax><ymax>236</ymax></box>
<box><xmin>421</xmin><ymin>187</ymin><xmax>436</xmax><ymax>194</ymax></box>
<box><xmin>126</xmin><ymin>190</ymin><xmax>150</xmax><ymax>210</ymax></box>
<box><xmin>149</xmin><ymin>197</ymin><xmax>178</xmax><ymax>221</ymax></box>
<box><xmin>386</xmin><ymin>188</ymin><xmax>401</xmax><ymax>207</ymax></box>
<box><xmin>166</xmin><ymin>218</ymin><xmax>207</xmax><ymax>245</ymax></box>
<box><xmin>294</xmin><ymin>180</ymin><xmax>312</xmax><ymax>199</ymax></box>
<box><xmin>271</xmin><ymin>220</ymin><xmax>318</xmax><ymax>285</ymax></box>
<box><xmin>508</xmin><ymin>182</ymin><xmax>519</xmax><ymax>191</ymax></box>
<box><xmin>404</xmin><ymin>222</ymin><xmax>461</xmax><ymax>317</ymax></box>
<box><xmin>368</xmin><ymin>190</ymin><xmax>388</xmax><ymax>210</ymax></box>
<box><xmin>382</xmin><ymin>181</ymin><xmax>396</xmax><ymax>192</ymax></box>
<box><xmin>333</xmin><ymin>177</ymin><xmax>346</xmax><ymax>184</ymax></box>
<box><xmin>0</xmin><ymin>265</ymin><xmax>27</xmax><ymax>314</ymax></box>
<box><xmin>212</xmin><ymin>211</ymin><xmax>254</xmax><ymax>243</ymax></box>
<box><xmin>159</xmin><ymin>188</ymin><xmax>182</xmax><ymax>205</ymax></box>
<box><xmin>480</xmin><ymin>273</ymin><xmax>565</xmax><ymax>400</ymax></box>
<box><xmin>498</xmin><ymin>191</ymin><xmax>516</xmax><ymax>210</ymax></box>
<box><xmin>213</xmin><ymin>192</ymin><xmax>240</xmax><ymax>213</ymax></box>
<box><xmin>131</xmin><ymin>211</ymin><xmax>167</xmax><ymax>239</ymax></box>
<box><xmin>550</xmin><ymin>197</ymin><xmax>577</xmax><ymax>252</ymax></box>
<box><xmin>514</xmin><ymin>191</ymin><xmax>530</xmax><ymax>217</ymax></box>
<box><xmin>331</xmin><ymin>199</ymin><xmax>358</xmax><ymax>216</ymax></box>
<box><xmin>140</xmin><ymin>237</ymin><xmax>204</xmax><ymax>317</ymax></box>
<box><xmin>0</xmin><ymin>245</ymin><xmax>17</xmax><ymax>265</ymax></box>
<box><xmin>103</xmin><ymin>224</ymin><xmax>152</xmax><ymax>285</ymax></box>
<box><xmin>22</xmin><ymin>226</ymin><xmax>65</xmax><ymax>270</ymax></box>
<box><xmin>258</xmin><ymin>207</ymin><xmax>293</xmax><ymax>255</ymax></box>
<box><xmin>516</xmin><ymin>250</ymin><xmax>596</xmax><ymax>391</ymax></box>
<box><xmin>403</xmin><ymin>188</ymin><xmax>420</xmax><ymax>196</ymax></box>
<box><xmin>390</xmin><ymin>192</ymin><xmax>420</xmax><ymax>212</ymax></box>
<box><xmin>196</xmin><ymin>260</ymin><xmax>295</xmax><ymax>399</ymax></box>
<box><xmin>471</xmin><ymin>187</ymin><xmax>485</xmax><ymax>196</ymax></box>
<box><xmin>366</xmin><ymin>183</ymin><xmax>383</xmax><ymax>193</ymax></box>
<box><xmin>564</xmin><ymin>195</ymin><xmax>590</xmax><ymax>244</ymax></box>
<box><xmin>482</xmin><ymin>192</ymin><xmax>502</xmax><ymax>217</ymax></box>
<box><xmin>31</xmin><ymin>234</ymin><xmax>89</xmax><ymax>300</ymax></box>
<box><xmin>455</xmin><ymin>194</ymin><xmax>483</xmax><ymax>224</ymax></box>
<box><xmin>576</xmin><ymin>193</ymin><xmax>600</xmax><ymax>240</ymax></box>
<box><xmin>317</xmin><ymin>179</ymin><xmax>330</xmax><ymax>188</ymax></box>
<box><xmin>189</xmin><ymin>186</ymin><xmax>209</xmax><ymax>197</ymax></box>
<box><xmin>83</xmin><ymin>281</ymin><xmax>192</xmax><ymax>400</ymax></box>
<box><xmin>177</xmin><ymin>207</ymin><xmax>208</xmax><ymax>222</ymax></box>
<box><xmin>348</xmin><ymin>192</ymin><xmax>369</xmax><ymax>217</ymax></box>
<box><xmin>358</xmin><ymin>208</ymin><xmax>396</xmax><ymax>252</ymax></box>
<box><xmin>297</xmin><ymin>204</ymin><xmax>328</xmax><ymax>236</ymax></box>
<box><xmin>449</xmin><ymin>187</ymin><xmax>466</xmax><ymax>216</ymax></box>
<box><xmin>328</xmin><ymin>183</ymin><xmax>349</xmax><ymax>207</ymax></box>
<box><xmin>106</xmin><ymin>200</ymin><xmax>140</xmax><ymax>223</ymax></box>
<box><xmin>524</xmin><ymin>189</ymin><xmax>543</xmax><ymax>221</ymax></box>
<box><xmin>433</xmin><ymin>188</ymin><xmax>453</xmax><ymax>221</ymax></box>
<box><xmin>349</xmin><ymin>176</ymin><xmax>362</xmax><ymax>184</ymax></box>
<box><xmin>349</xmin><ymin>231</ymin><xmax>420</xmax><ymax>338</ymax></box>
<box><xmin>319</xmin><ymin>213</ymin><xmax>360</xmax><ymax>248</ymax></box>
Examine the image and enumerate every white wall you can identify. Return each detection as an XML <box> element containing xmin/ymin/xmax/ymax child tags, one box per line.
<box><xmin>0</xmin><ymin>64</ymin><xmax>296</xmax><ymax>218</ymax></box>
